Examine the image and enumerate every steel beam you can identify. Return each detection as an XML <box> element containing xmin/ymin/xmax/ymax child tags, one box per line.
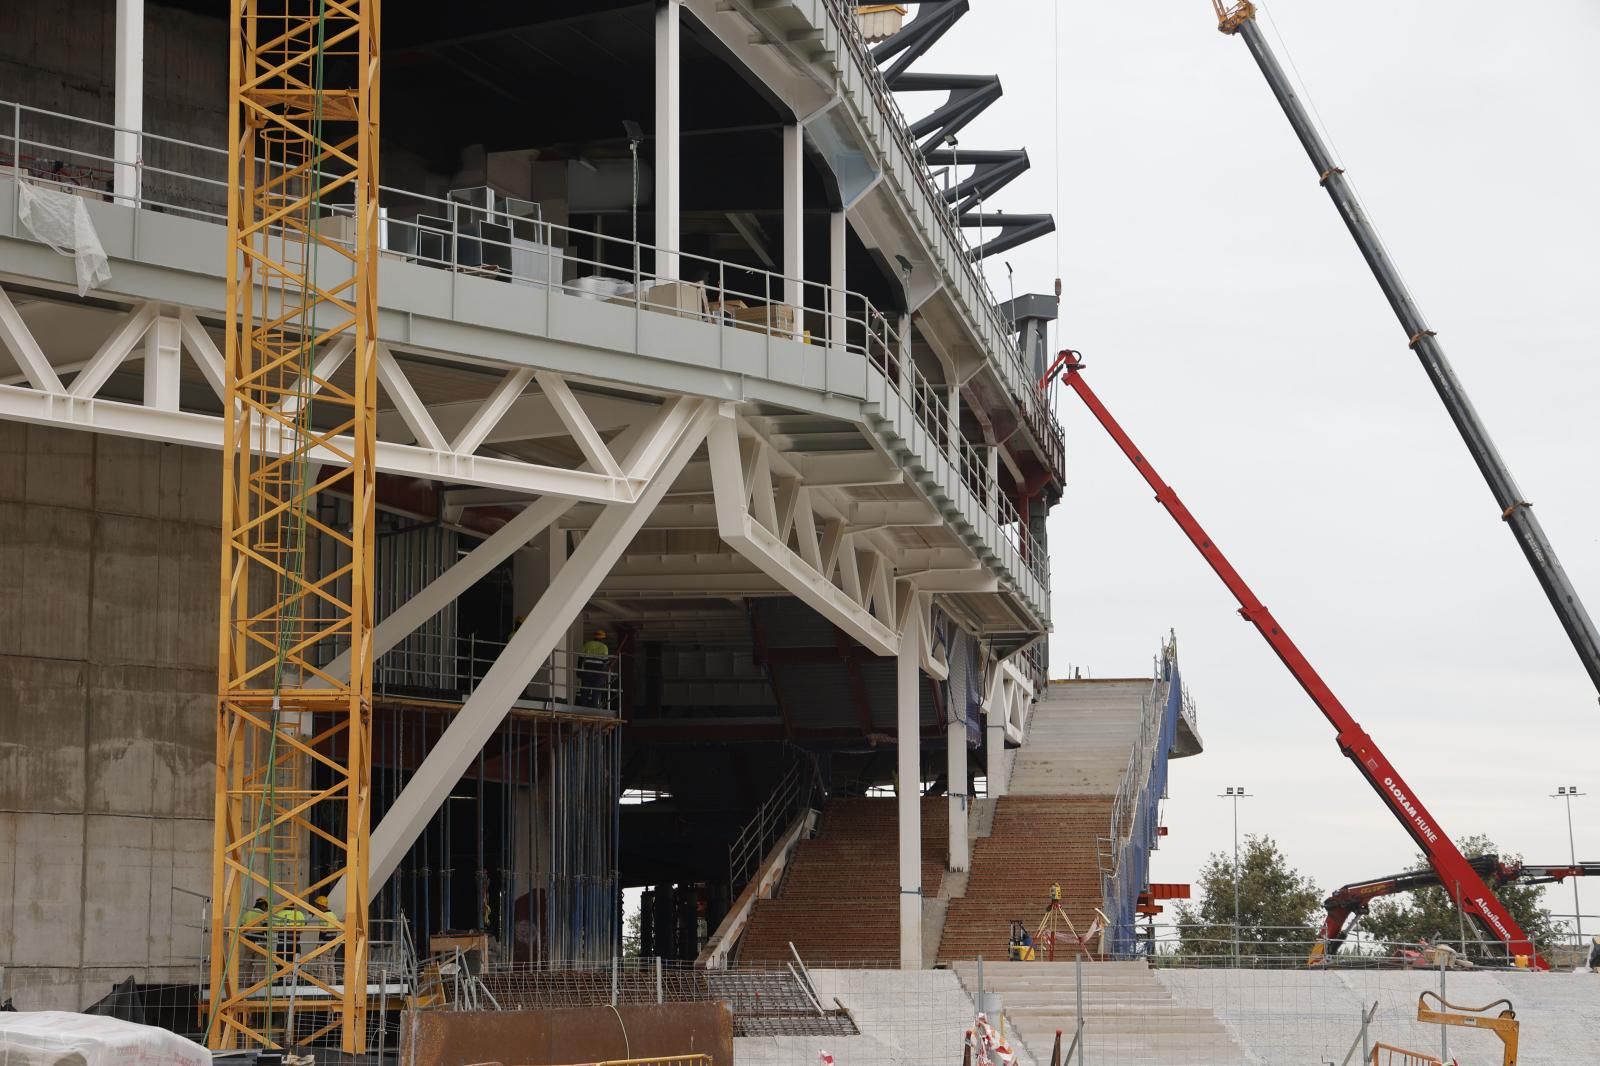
<box><xmin>782</xmin><ymin>122</ymin><xmax>804</xmax><ymax>316</ymax></box>
<box><xmin>344</xmin><ymin>399</ymin><xmax>713</xmax><ymax>903</ymax></box>
<box><xmin>708</xmin><ymin>411</ymin><xmax>898</xmax><ymax>655</ymax></box>
<box><xmin>113</xmin><ymin>0</ymin><xmax>143</xmax><ymax>204</ymax></box>
<box><xmin>0</xmin><ymin>382</ymin><xmax>644</xmax><ymax>504</ymax></box>
<box><xmin>897</xmin><ymin>609</ymin><xmax>923</xmax><ymax>969</ymax></box>
<box><xmin>655</xmin><ymin>0</ymin><xmax>681</xmax><ymax>279</ymax></box>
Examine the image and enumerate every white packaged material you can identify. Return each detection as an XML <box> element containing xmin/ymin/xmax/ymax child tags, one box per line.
<box><xmin>0</xmin><ymin>1011</ymin><xmax>209</xmax><ymax>1066</ymax></box>
<box><xmin>16</xmin><ymin>181</ymin><xmax>113</xmax><ymax>296</ymax></box>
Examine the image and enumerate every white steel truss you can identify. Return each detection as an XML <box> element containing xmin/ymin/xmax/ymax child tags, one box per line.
<box><xmin>707</xmin><ymin>407</ymin><xmax>904</xmax><ymax>655</ymax></box>
<box><xmin>0</xmin><ymin>283</ymin><xmax>667</xmax><ymax>504</ymax></box>
<box><xmin>331</xmin><ymin>397</ymin><xmax>717</xmax><ymax>907</ymax></box>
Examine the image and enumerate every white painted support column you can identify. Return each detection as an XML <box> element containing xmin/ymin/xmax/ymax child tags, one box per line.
<box><xmin>947</xmin><ymin>385</ymin><xmax>960</xmax><ymax>462</ymax></box>
<box><xmin>782</xmin><ymin>123</ymin><xmax>804</xmax><ymax>322</ymax></box>
<box><xmin>142</xmin><ymin>313</ymin><xmax>181</xmax><ymax>411</ymax></box>
<box><xmin>947</xmin><ymin>700</ymin><xmax>970</xmax><ymax>874</ymax></box>
<box><xmin>897</xmin><ymin>612</ymin><xmax>923</xmax><ymax>969</ymax></box>
<box><xmin>345</xmin><ymin>401</ymin><xmax>714</xmax><ymax>904</ymax></box>
<box><xmin>897</xmin><ymin>314</ymin><xmax>913</xmax><ymax>400</ymax></box>
<box><xmin>550</xmin><ymin>524</ymin><xmax>570</xmax><ymax>702</ymax></box>
<box><xmin>114</xmin><ymin>0</ymin><xmax>144</xmax><ymax>205</ymax></box>
<box><xmin>828</xmin><ymin>210</ymin><xmax>847</xmax><ymax>349</ymax></box>
<box><xmin>979</xmin><ymin>704</ymin><xmax>1004</xmax><ymax>797</ymax></box>
<box><xmin>654</xmin><ymin>0</ymin><xmax>681</xmax><ymax>280</ymax></box>
<box><xmin>986</xmin><ymin>445</ymin><xmax>999</xmax><ymax>514</ymax></box>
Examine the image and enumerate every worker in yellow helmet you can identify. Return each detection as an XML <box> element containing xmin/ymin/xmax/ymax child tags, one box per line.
<box><xmin>578</xmin><ymin>627</ymin><xmax>610</xmax><ymax>708</ymax></box>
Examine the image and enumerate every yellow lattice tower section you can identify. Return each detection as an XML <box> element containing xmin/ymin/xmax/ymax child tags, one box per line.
<box><xmin>208</xmin><ymin>0</ymin><xmax>378</xmax><ymax>1052</ymax></box>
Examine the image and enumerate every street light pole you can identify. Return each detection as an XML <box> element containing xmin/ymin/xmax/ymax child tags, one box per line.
<box><xmin>1552</xmin><ymin>786</ymin><xmax>1586</xmax><ymax>946</ymax></box>
<box><xmin>1219</xmin><ymin>786</ymin><xmax>1252</xmax><ymax>964</ymax></box>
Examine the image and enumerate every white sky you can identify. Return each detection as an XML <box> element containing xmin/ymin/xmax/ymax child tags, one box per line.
<box><xmin>913</xmin><ymin>0</ymin><xmax>1600</xmax><ymax>926</ymax></box>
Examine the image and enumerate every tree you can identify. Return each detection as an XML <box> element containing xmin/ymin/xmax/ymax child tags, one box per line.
<box><xmin>1358</xmin><ymin>834</ymin><xmax>1561</xmax><ymax>960</ymax></box>
<box><xmin>623</xmin><ymin>902</ymin><xmax>643</xmax><ymax>958</ymax></box>
<box><xmin>1173</xmin><ymin>835</ymin><xmax>1322</xmax><ymax>963</ymax></box>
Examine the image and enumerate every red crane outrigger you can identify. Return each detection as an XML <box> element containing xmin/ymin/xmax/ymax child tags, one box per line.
<box><xmin>1049</xmin><ymin>353</ymin><xmax>1547</xmax><ymax>969</ymax></box>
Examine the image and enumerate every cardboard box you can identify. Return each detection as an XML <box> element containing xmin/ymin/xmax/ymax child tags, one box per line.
<box><xmin>641</xmin><ymin>280</ymin><xmax>709</xmax><ymax>319</ymax></box>
<box><xmin>729</xmin><ymin>301</ymin><xmax>797</xmax><ymax>336</ymax></box>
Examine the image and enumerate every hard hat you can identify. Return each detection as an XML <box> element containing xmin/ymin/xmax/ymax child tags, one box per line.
<box><xmin>593</xmin><ymin>628</ymin><xmax>607</xmax><ymax>639</ymax></box>
<box><xmin>315</xmin><ymin>895</ymin><xmax>330</xmax><ymax>908</ymax></box>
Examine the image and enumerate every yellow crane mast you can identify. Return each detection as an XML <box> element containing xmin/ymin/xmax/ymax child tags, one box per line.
<box><xmin>207</xmin><ymin>0</ymin><xmax>379</xmax><ymax>1052</ymax></box>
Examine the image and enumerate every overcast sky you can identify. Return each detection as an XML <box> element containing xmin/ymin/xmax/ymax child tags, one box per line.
<box><xmin>914</xmin><ymin>0</ymin><xmax>1600</xmax><ymax>929</ymax></box>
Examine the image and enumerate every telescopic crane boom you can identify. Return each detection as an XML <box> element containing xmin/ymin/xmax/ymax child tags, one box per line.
<box><xmin>1052</xmin><ymin>355</ymin><xmax>1546</xmax><ymax>968</ymax></box>
<box><xmin>1211</xmin><ymin>1</ymin><xmax>1600</xmax><ymax>700</ymax></box>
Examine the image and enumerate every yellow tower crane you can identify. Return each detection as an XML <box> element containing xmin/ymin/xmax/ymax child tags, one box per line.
<box><xmin>207</xmin><ymin>0</ymin><xmax>379</xmax><ymax>1052</ymax></box>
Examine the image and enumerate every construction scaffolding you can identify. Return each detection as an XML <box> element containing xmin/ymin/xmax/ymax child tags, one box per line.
<box><xmin>206</xmin><ymin>0</ymin><xmax>379</xmax><ymax>1051</ymax></box>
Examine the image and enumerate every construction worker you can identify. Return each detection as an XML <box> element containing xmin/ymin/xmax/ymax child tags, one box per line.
<box><xmin>241</xmin><ymin>897</ymin><xmax>270</xmax><ymax>987</ymax></box>
<box><xmin>314</xmin><ymin>894</ymin><xmax>337</xmax><ymax>942</ymax></box>
<box><xmin>578</xmin><ymin>628</ymin><xmax>610</xmax><ymax>708</ymax></box>
<box><xmin>273</xmin><ymin>897</ymin><xmax>308</xmax><ymax>966</ymax></box>
<box><xmin>1588</xmin><ymin>934</ymin><xmax>1600</xmax><ymax>973</ymax></box>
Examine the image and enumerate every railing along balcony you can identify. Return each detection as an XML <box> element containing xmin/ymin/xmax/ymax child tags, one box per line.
<box><xmin>0</xmin><ymin>97</ymin><xmax>1048</xmax><ymax>607</ymax></box>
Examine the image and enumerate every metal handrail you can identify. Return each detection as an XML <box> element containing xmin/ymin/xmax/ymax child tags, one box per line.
<box><xmin>1</xmin><ymin>95</ymin><xmax>1048</xmax><ymax>603</ymax></box>
<box><xmin>727</xmin><ymin>750</ymin><xmax>824</xmax><ymax>894</ymax></box>
<box><xmin>373</xmin><ymin>631</ymin><xmax>621</xmax><ymax>713</ymax></box>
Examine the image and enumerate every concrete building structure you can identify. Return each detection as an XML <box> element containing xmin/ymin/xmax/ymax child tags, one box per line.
<box><xmin>0</xmin><ymin>1</ymin><xmax>1108</xmax><ymax>1020</ymax></box>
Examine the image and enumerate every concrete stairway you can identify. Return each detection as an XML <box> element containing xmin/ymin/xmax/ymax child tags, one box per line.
<box><xmin>936</xmin><ymin>796</ymin><xmax>1112</xmax><ymax>962</ymax></box>
<box><xmin>953</xmin><ymin>960</ymin><xmax>1245</xmax><ymax>1066</ymax></box>
<box><xmin>937</xmin><ymin>681</ymin><xmax>1149</xmax><ymax>963</ymax></box>
<box><xmin>1008</xmin><ymin>679</ymin><xmax>1149</xmax><ymax>797</ymax></box>
<box><xmin>736</xmin><ymin>797</ymin><xmax>947</xmax><ymax>965</ymax></box>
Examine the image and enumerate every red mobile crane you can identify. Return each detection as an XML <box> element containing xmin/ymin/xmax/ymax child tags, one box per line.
<box><xmin>1314</xmin><ymin>856</ymin><xmax>1600</xmax><ymax>964</ymax></box>
<box><xmin>1046</xmin><ymin>353</ymin><xmax>1548</xmax><ymax>968</ymax></box>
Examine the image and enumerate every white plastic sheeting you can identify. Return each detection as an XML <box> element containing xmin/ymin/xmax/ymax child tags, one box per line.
<box><xmin>17</xmin><ymin>182</ymin><xmax>113</xmax><ymax>296</ymax></box>
<box><xmin>0</xmin><ymin>1012</ymin><xmax>208</xmax><ymax>1066</ymax></box>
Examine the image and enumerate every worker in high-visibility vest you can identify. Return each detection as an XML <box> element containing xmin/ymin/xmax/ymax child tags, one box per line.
<box><xmin>272</xmin><ymin>899</ymin><xmax>308</xmax><ymax>966</ymax></box>
<box><xmin>578</xmin><ymin>628</ymin><xmax>610</xmax><ymax>708</ymax></box>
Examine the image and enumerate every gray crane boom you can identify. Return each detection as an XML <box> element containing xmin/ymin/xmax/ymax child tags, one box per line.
<box><xmin>1215</xmin><ymin>2</ymin><xmax>1600</xmax><ymax>699</ymax></box>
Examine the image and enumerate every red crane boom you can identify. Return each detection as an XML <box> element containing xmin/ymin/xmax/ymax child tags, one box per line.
<box><xmin>1055</xmin><ymin>355</ymin><xmax>1545</xmax><ymax>968</ymax></box>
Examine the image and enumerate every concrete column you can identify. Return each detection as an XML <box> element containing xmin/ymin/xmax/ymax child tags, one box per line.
<box><xmin>654</xmin><ymin>0</ymin><xmax>681</xmax><ymax>279</ymax></box>
<box><xmin>828</xmin><ymin>210</ymin><xmax>847</xmax><ymax>349</ymax></box>
<box><xmin>782</xmin><ymin>122</ymin><xmax>804</xmax><ymax>323</ymax></box>
<box><xmin>947</xmin><ymin>700</ymin><xmax>970</xmax><ymax>873</ymax></box>
<box><xmin>114</xmin><ymin>0</ymin><xmax>144</xmax><ymax>204</ymax></box>
<box><xmin>897</xmin><ymin>614</ymin><xmax>923</xmax><ymax>969</ymax></box>
<box><xmin>142</xmin><ymin>314</ymin><xmax>181</xmax><ymax>411</ymax></box>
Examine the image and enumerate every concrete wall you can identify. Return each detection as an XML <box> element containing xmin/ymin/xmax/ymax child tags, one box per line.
<box><xmin>0</xmin><ymin>425</ymin><xmax>219</xmax><ymax>1010</ymax></box>
<box><xmin>1</xmin><ymin>1</ymin><xmax>230</xmax><ymax>212</ymax></box>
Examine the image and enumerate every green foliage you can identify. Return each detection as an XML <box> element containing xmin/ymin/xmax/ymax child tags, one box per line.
<box><xmin>1173</xmin><ymin>835</ymin><xmax>1322</xmax><ymax>961</ymax></box>
<box><xmin>1359</xmin><ymin>834</ymin><xmax>1561</xmax><ymax>957</ymax></box>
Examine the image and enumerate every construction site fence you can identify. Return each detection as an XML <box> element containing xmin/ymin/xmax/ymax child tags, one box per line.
<box><xmin>1124</xmin><ymin>923</ymin><xmax>1578</xmax><ymax>970</ymax></box>
<box><xmin>0</xmin><ymin>96</ymin><xmax>1050</xmax><ymax>603</ymax></box>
